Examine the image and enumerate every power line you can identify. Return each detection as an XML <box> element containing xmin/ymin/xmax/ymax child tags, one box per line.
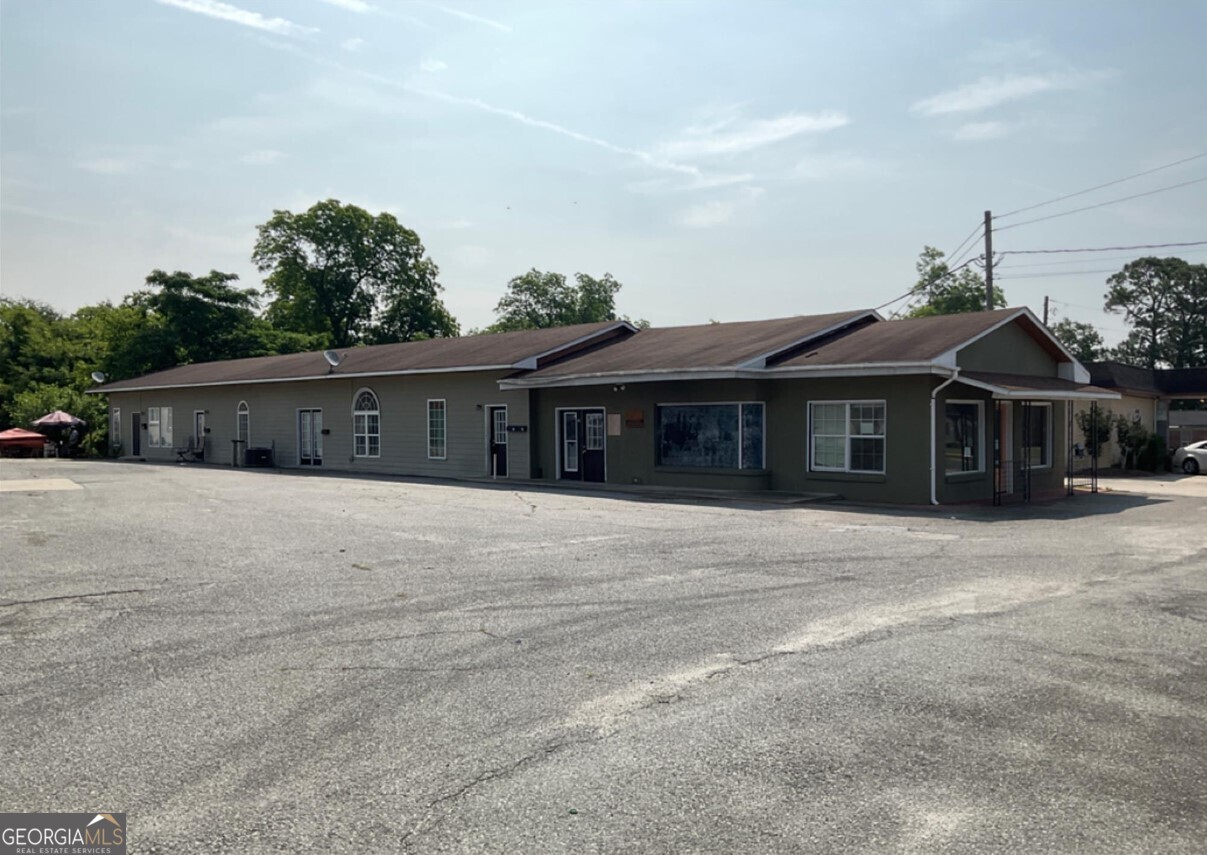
<box><xmin>998</xmin><ymin>268</ymin><xmax>1120</xmax><ymax>280</ymax></box>
<box><xmin>995</xmin><ymin>151</ymin><xmax>1207</xmax><ymax>219</ymax></box>
<box><xmin>993</xmin><ymin>177</ymin><xmax>1207</xmax><ymax>233</ymax></box>
<box><xmin>876</xmin><ymin>255</ymin><xmax>981</xmax><ymax>313</ymax></box>
<box><xmin>944</xmin><ymin>222</ymin><xmax>984</xmax><ymax>264</ymax></box>
<box><xmin>999</xmin><ymin>248</ymin><xmax>1207</xmax><ymax>270</ymax></box>
<box><xmin>999</xmin><ymin>240</ymin><xmax>1207</xmax><ymax>256</ymax></box>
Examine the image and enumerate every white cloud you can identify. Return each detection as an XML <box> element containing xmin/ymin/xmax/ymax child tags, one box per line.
<box><xmin>340</xmin><ymin>37</ymin><xmax>365</xmax><ymax>52</ymax></box>
<box><xmin>790</xmin><ymin>152</ymin><xmax>878</xmax><ymax>181</ymax></box>
<box><xmin>317</xmin><ymin>0</ymin><xmax>374</xmax><ymax>12</ymax></box>
<box><xmin>677</xmin><ymin>200</ymin><xmax>735</xmax><ymax>228</ymax></box>
<box><xmin>76</xmin><ymin>157</ymin><xmax>133</xmax><ymax>175</ymax></box>
<box><xmin>952</xmin><ymin>121</ymin><xmax>1011</xmax><ymax>141</ymax></box>
<box><xmin>626</xmin><ymin>172</ymin><xmax>755</xmax><ymax>196</ymax></box>
<box><xmin>911</xmin><ymin>71</ymin><xmax>1110</xmax><ymax>115</ymax></box>
<box><xmin>676</xmin><ymin>187</ymin><xmax>764</xmax><ymax>228</ymax></box>
<box><xmin>420</xmin><ymin>58</ymin><xmax>448</xmax><ymax>72</ymax></box>
<box><xmin>239</xmin><ymin>149</ymin><xmax>284</xmax><ymax>165</ymax></box>
<box><xmin>155</xmin><ymin>0</ymin><xmax>317</xmax><ymax>37</ymax></box>
<box><xmin>658</xmin><ymin>110</ymin><xmax>849</xmax><ymax>159</ymax></box>
<box><xmin>430</xmin><ymin>4</ymin><xmax>511</xmax><ymax>33</ymax></box>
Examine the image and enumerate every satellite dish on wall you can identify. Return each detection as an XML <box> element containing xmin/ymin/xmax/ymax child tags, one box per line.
<box><xmin>91</xmin><ymin>371</ymin><xmax>106</xmax><ymax>384</ymax></box>
<box><xmin>323</xmin><ymin>350</ymin><xmax>343</xmax><ymax>370</ymax></box>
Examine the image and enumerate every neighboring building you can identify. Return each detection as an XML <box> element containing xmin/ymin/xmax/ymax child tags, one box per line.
<box><xmin>1084</xmin><ymin>362</ymin><xmax>1207</xmax><ymax>460</ymax></box>
<box><xmin>90</xmin><ymin>307</ymin><xmax>1117</xmax><ymax>505</ymax></box>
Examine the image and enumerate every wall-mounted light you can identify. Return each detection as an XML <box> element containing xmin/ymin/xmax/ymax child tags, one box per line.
<box><xmin>612</xmin><ymin>384</ymin><xmax>626</xmax><ymax>392</ymax></box>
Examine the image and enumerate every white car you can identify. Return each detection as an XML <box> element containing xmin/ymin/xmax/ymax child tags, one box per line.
<box><xmin>1173</xmin><ymin>440</ymin><xmax>1207</xmax><ymax>475</ymax></box>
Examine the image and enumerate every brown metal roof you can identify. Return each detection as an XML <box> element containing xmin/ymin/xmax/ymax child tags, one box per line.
<box><xmin>769</xmin><ymin>308</ymin><xmax>1030</xmax><ymax>367</ymax></box>
<box><xmin>515</xmin><ymin>310</ymin><xmax>874</xmax><ymax>380</ymax></box>
<box><xmin>94</xmin><ymin>321</ymin><xmax>627</xmax><ymax>392</ymax></box>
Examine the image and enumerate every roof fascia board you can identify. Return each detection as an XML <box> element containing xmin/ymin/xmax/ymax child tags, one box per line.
<box><xmin>511</xmin><ymin>320</ymin><xmax>638</xmax><ymax>370</ymax></box>
<box><xmin>498</xmin><ymin>362</ymin><xmax>942</xmax><ymax>390</ymax></box>
<box><xmin>735</xmin><ymin>311</ymin><xmax>882</xmax><ymax>369</ymax></box>
<box><xmin>955</xmin><ymin>375</ymin><xmax>1120</xmax><ymax>401</ymax></box>
<box><xmin>87</xmin><ymin>364</ymin><xmax>513</xmax><ymax>394</ymax></box>
<box><xmin>935</xmin><ymin>307</ymin><xmax>1089</xmax><ymax>380</ymax></box>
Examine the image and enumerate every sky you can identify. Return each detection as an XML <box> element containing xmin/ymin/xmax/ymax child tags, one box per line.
<box><xmin>2</xmin><ymin>0</ymin><xmax>1205</xmax><ymax>343</ymax></box>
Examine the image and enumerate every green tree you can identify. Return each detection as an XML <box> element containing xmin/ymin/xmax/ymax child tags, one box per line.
<box><xmin>8</xmin><ymin>383</ymin><xmax>108</xmax><ymax>456</ymax></box>
<box><xmin>130</xmin><ymin>269</ymin><xmax>264</xmax><ymax>365</ymax></box>
<box><xmin>1105</xmin><ymin>256</ymin><xmax>1207</xmax><ymax>369</ymax></box>
<box><xmin>486</xmin><ymin>270</ymin><xmax>626</xmax><ymax>332</ymax></box>
<box><xmin>907</xmin><ymin>246</ymin><xmax>1005</xmax><ymax>318</ymax></box>
<box><xmin>253</xmin><ymin>199</ymin><xmax>458</xmax><ymax>347</ymax></box>
<box><xmin>1050</xmin><ymin>317</ymin><xmax>1106</xmax><ymax>363</ymax></box>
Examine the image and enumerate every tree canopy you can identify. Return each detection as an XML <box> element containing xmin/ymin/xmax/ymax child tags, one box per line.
<box><xmin>483</xmin><ymin>270</ymin><xmax>624</xmax><ymax>333</ymax></box>
<box><xmin>253</xmin><ymin>199</ymin><xmax>458</xmax><ymax>347</ymax></box>
<box><xmin>1049</xmin><ymin>317</ymin><xmax>1106</xmax><ymax>363</ymax></box>
<box><xmin>906</xmin><ymin>246</ymin><xmax>1005</xmax><ymax>318</ymax></box>
<box><xmin>1105</xmin><ymin>256</ymin><xmax>1207</xmax><ymax>369</ymax></box>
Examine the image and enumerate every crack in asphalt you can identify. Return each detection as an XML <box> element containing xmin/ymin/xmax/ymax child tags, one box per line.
<box><xmin>512</xmin><ymin>491</ymin><xmax>537</xmax><ymax>515</ymax></box>
<box><xmin>332</xmin><ymin>628</ymin><xmax>506</xmax><ymax>644</ymax></box>
<box><xmin>0</xmin><ymin>588</ymin><xmax>148</xmax><ymax>607</ymax></box>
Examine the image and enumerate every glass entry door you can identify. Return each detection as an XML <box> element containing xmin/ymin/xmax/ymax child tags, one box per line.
<box><xmin>299</xmin><ymin>409</ymin><xmax>323</xmax><ymax>466</ymax></box>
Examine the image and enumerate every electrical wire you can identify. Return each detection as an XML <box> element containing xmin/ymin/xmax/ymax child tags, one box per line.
<box><xmin>998</xmin><ymin>248</ymin><xmax>1207</xmax><ymax>270</ymax></box>
<box><xmin>999</xmin><ymin>240</ymin><xmax>1207</xmax><ymax>255</ymax></box>
<box><xmin>997</xmin><ymin>268</ymin><xmax>1120</xmax><ymax>280</ymax></box>
<box><xmin>944</xmin><ymin>222</ymin><xmax>984</xmax><ymax>265</ymax></box>
<box><xmin>993</xmin><ymin>177</ymin><xmax>1207</xmax><ymax>233</ymax></box>
<box><xmin>875</xmin><ymin>255</ymin><xmax>982</xmax><ymax>313</ymax></box>
<box><xmin>995</xmin><ymin>151</ymin><xmax>1207</xmax><ymax>219</ymax></box>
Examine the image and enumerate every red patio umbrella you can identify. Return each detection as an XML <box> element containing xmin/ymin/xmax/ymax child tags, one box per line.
<box><xmin>31</xmin><ymin>410</ymin><xmax>86</xmax><ymax>428</ymax></box>
<box><xmin>0</xmin><ymin>427</ymin><xmax>49</xmax><ymax>455</ymax></box>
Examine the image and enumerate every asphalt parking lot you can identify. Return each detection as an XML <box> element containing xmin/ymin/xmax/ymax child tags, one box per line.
<box><xmin>2</xmin><ymin>459</ymin><xmax>1206</xmax><ymax>854</ymax></box>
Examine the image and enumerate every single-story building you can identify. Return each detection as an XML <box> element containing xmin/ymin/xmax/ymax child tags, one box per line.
<box><xmin>89</xmin><ymin>306</ymin><xmax>1118</xmax><ymax>505</ymax></box>
<box><xmin>1084</xmin><ymin>362</ymin><xmax>1207</xmax><ymax>459</ymax></box>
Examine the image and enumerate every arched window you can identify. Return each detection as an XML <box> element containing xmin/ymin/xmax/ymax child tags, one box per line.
<box><xmin>353</xmin><ymin>389</ymin><xmax>380</xmax><ymax>457</ymax></box>
<box><xmin>236</xmin><ymin>401</ymin><xmax>250</xmax><ymax>447</ymax></box>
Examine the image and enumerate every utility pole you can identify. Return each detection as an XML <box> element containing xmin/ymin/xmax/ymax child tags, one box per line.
<box><xmin>1043</xmin><ymin>295</ymin><xmax>1050</xmax><ymax>325</ymax></box>
<box><xmin>984</xmin><ymin>209</ymin><xmax>994</xmax><ymax>310</ymax></box>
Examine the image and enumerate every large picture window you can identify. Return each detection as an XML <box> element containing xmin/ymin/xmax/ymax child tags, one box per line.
<box><xmin>353</xmin><ymin>389</ymin><xmax>380</xmax><ymax>457</ymax></box>
<box><xmin>1023</xmin><ymin>403</ymin><xmax>1051</xmax><ymax>468</ymax></box>
<box><xmin>427</xmin><ymin>399</ymin><xmax>446</xmax><ymax>460</ymax></box>
<box><xmin>147</xmin><ymin>406</ymin><xmax>173</xmax><ymax>448</ymax></box>
<box><xmin>945</xmin><ymin>401</ymin><xmax>983</xmax><ymax>474</ymax></box>
<box><xmin>656</xmin><ymin>402</ymin><xmax>764</xmax><ymax>470</ymax></box>
<box><xmin>809</xmin><ymin>401</ymin><xmax>885</xmax><ymax>473</ymax></box>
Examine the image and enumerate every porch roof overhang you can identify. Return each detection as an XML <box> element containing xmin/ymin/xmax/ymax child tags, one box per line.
<box><xmin>957</xmin><ymin>371</ymin><xmax>1121</xmax><ymax>401</ymax></box>
<box><xmin>497</xmin><ymin>362</ymin><xmax>945</xmax><ymax>389</ymax></box>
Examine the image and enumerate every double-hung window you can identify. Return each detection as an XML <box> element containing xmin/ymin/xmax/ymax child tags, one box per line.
<box><xmin>427</xmin><ymin>399</ymin><xmax>446</xmax><ymax>460</ymax></box>
<box><xmin>352</xmin><ymin>389</ymin><xmax>380</xmax><ymax>457</ymax></box>
<box><xmin>945</xmin><ymin>401</ymin><xmax>983</xmax><ymax>473</ymax></box>
<box><xmin>809</xmin><ymin>401</ymin><xmax>885</xmax><ymax>473</ymax></box>
<box><xmin>147</xmin><ymin>406</ymin><xmax>173</xmax><ymax>448</ymax></box>
<box><xmin>656</xmin><ymin>402</ymin><xmax>764</xmax><ymax>469</ymax></box>
<box><xmin>237</xmin><ymin>401</ymin><xmax>250</xmax><ymax>447</ymax></box>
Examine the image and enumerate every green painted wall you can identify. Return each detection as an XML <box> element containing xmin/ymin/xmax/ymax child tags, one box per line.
<box><xmin>957</xmin><ymin>322</ymin><xmax>1059</xmax><ymax>376</ymax></box>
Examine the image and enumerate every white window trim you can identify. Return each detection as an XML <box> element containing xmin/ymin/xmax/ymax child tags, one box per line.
<box><xmin>944</xmin><ymin>398</ymin><xmax>985</xmax><ymax>475</ymax></box>
<box><xmin>808</xmin><ymin>400</ymin><xmax>887</xmax><ymax>475</ymax></box>
<box><xmin>111</xmin><ymin>408</ymin><xmax>120</xmax><ymax>450</ymax></box>
<box><xmin>236</xmin><ymin>400</ymin><xmax>251</xmax><ymax>447</ymax></box>
<box><xmin>654</xmin><ymin>401</ymin><xmax>766</xmax><ymax>470</ymax></box>
<box><xmin>427</xmin><ymin>398</ymin><xmax>447</xmax><ymax>460</ymax></box>
<box><xmin>352</xmin><ymin>387</ymin><xmax>381</xmax><ymax>459</ymax></box>
<box><xmin>1024</xmin><ymin>402</ymin><xmax>1054</xmax><ymax>470</ymax></box>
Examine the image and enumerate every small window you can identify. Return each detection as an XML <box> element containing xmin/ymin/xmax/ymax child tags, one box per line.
<box><xmin>427</xmin><ymin>399</ymin><xmax>446</xmax><ymax>459</ymax></box>
<box><xmin>585</xmin><ymin>412</ymin><xmax>605</xmax><ymax>451</ymax></box>
<box><xmin>809</xmin><ymin>401</ymin><xmax>885</xmax><ymax>474</ymax></box>
<box><xmin>237</xmin><ymin>401</ymin><xmax>250</xmax><ymax>446</ymax></box>
<box><xmin>945</xmin><ymin>401</ymin><xmax>983</xmax><ymax>474</ymax></box>
<box><xmin>353</xmin><ymin>389</ymin><xmax>380</xmax><ymax>457</ymax></box>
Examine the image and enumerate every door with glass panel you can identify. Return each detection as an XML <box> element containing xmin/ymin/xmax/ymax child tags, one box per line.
<box><xmin>299</xmin><ymin>408</ymin><xmax>323</xmax><ymax>466</ymax></box>
<box><xmin>558</xmin><ymin>408</ymin><xmax>605</xmax><ymax>482</ymax></box>
<box><xmin>489</xmin><ymin>406</ymin><xmax>508</xmax><ymax>477</ymax></box>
